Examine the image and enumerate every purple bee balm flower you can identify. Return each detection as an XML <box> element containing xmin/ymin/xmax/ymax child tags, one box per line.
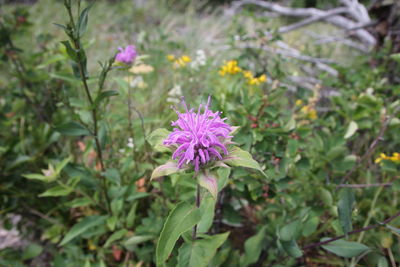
<box><xmin>164</xmin><ymin>96</ymin><xmax>232</xmax><ymax>172</ymax></box>
<box><xmin>115</xmin><ymin>45</ymin><xmax>137</xmax><ymax>64</ymax></box>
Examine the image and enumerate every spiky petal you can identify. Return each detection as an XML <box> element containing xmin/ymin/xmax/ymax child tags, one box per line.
<box><xmin>164</xmin><ymin>96</ymin><xmax>232</xmax><ymax>172</ymax></box>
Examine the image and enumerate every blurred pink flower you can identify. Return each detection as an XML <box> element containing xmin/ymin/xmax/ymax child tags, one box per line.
<box><xmin>115</xmin><ymin>45</ymin><xmax>137</xmax><ymax>64</ymax></box>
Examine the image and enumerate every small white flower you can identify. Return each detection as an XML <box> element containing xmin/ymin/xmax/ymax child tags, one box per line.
<box><xmin>127</xmin><ymin>137</ymin><xmax>134</xmax><ymax>148</ymax></box>
<box><xmin>190</xmin><ymin>50</ymin><xmax>207</xmax><ymax>70</ymax></box>
<box><xmin>167</xmin><ymin>84</ymin><xmax>183</xmax><ymax>104</ymax></box>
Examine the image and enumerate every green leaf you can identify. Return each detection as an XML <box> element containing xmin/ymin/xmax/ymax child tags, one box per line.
<box><xmin>302</xmin><ymin>216</ymin><xmax>319</xmax><ymax>237</ymax></box>
<box><xmin>53</xmin><ymin>23</ymin><xmax>67</xmax><ymax>31</ymax></box>
<box><xmin>156</xmin><ymin>202</ymin><xmax>202</xmax><ymax>266</ymax></box>
<box><xmin>320</xmin><ymin>188</ymin><xmax>333</xmax><ymax>206</ymax></box>
<box><xmin>147</xmin><ymin>128</ymin><xmax>171</xmax><ymax>152</ymax></box>
<box><xmin>77</xmin><ymin>3</ymin><xmax>94</xmax><ymax>37</ymax></box>
<box><xmin>281</xmin><ymin>239</ymin><xmax>303</xmax><ymax>258</ymax></box>
<box><xmin>223</xmin><ymin>146</ymin><xmax>267</xmax><ymax>178</ymax></box>
<box><xmin>22</xmin><ymin>173</ymin><xmax>47</xmax><ymax>182</ymax></box>
<box><xmin>94</xmin><ymin>90</ymin><xmax>118</xmax><ymax>107</ymax></box>
<box><xmin>377</xmin><ymin>256</ymin><xmax>389</xmax><ymax>267</ymax></box>
<box><xmin>390</xmin><ymin>53</ymin><xmax>400</xmax><ymax>63</ymax></box>
<box><xmin>197</xmin><ymin>196</ymin><xmax>216</xmax><ymax>233</ymax></box>
<box><xmin>216</xmin><ymin>167</ymin><xmax>230</xmax><ymax>191</ymax></box>
<box><xmin>177</xmin><ymin>232</ymin><xmax>229</xmax><ymax>267</ymax></box>
<box><xmin>60</xmin><ymin>40</ymin><xmax>78</xmax><ymax>61</ymax></box>
<box><xmin>124</xmin><ymin>235</ymin><xmax>155</xmax><ymax>251</ymax></box>
<box><xmin>126</xmin><ymin>202</ymin><xmax>138</xmax><ymax>228</ymax></box>
<box><xmin>385</xmin><ymin>224</ymin><xmax>400</xmax><ymax>235</ymax></box>
<box><xmin>283</xmin><ymin>116</ymin><xmax>296</xmax><ymax>131</ymax></box>
<box><xmin>55</xmin><ymin>157</ymin><xmax>72</xmax><ymax>174</ymax></box>
<box><xmin>240</xmin><ymin>226</ymin><xmax>267</xmax><ymax>267</ymax></box>
<box><xmin>321</xmin><ymin>238</ymin><xmax>370</xmax><ymax>258</ymax></box>
<box><xmin>65</xmin><ymin>197</ymin><xmax>92</xmax><ymax>208</ymax></box>
<box><xmin>151</xmin><ymin>161</ymin><xmax>181</xmax><ymax>180</ymax></box>
<box><xmin>22</xmin><ymin>244</ymin><xmax>43</xmax><ymax>260</ymax></box>
<box><xmin>338</xmin><ymin>188</ymin><xmax>355</xmax><ymax>235</ymax></box>
<box><xmin>60</xmin><ymin>215</ymin><xmax>107</xmax><ymax>246</ymax></box>
<box><xmin>344</xmin><ymin>121</ymin><xmax>358</xmax><ymax>139</ymax></box>
<box><xmin>39</xmin><ymin>186</ymin><xmax>72</xmax><ymax>197</ymax></box>
<box><xmin>198</xmin><ymin>172</ymin><xmax>218</xmax><ymax>199</ymax></box>
<box><xmin>55</xmin><ymin>121</ymin><xmax>91</xmax><ymax>136</ymax></box>
<box><xmin>280</xmin><ymin>220</ymin><xmax>300</xmax><ymax>242</ymax></box>
<box><xmin>104</xmin><ymin>229</ymin><xmax>128</xmax><ymax>248</ymax></box>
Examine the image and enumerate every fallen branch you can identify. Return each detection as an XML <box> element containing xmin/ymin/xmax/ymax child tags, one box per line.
<box><xmin>277</xmin><ymin>7</ymin><xmax>348</xmax><ymax>34</ymax></box>
<box><xmin>231</xmin><ymin>0</ymin><xmax>376</xmax><ymax>46</ymax></box>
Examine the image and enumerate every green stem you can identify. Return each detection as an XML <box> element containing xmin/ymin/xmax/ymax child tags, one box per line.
<box><xmin>192</xmin><ymin>182</ymin><xmax>201</xmax><ymax>240</ymax></box>
<box><xmin>65</xmin><ymin>2</ymin><xmax>111</xmax><ymax>214</ymax></box>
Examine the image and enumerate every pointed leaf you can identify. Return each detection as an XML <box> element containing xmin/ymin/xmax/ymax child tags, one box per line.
<box><xmin>198</xmin><ymin>172</ymin><xmax>218</xmax><ymax>199</ymax></box>
<box><xmin>344</xmin><ymin>121</ymin><xmax>358</xmax><ymax>139</ymax></box>
<box><xmin>177</xmin><ymin>232</ymin><xmax>229</xmax><ymax>267</ymax></box>
<box><xmin>54</xmin><ymin>121</ymin><xmax>91</xmax><ymax>136</ymax></box>
<box><xmin>281</xmin><ymin>239</ymin><xmax>303</xmax><ymax>258</ymax></box>
<box><xmin>385</xmin><ymin>224</ymin><xmax>400</xmax><ymax>235</ymax></box>
<box><xmin>60</xmin><ymin>215</ymin><xmax>107</xmax><ymax>246</ymax></box>
<box><xmin>151</xmin><ymin>161</ymin><xmax>181</xmax><ymax>180</ymax></box>
<box><xmin>94</xmin><ymin>90</ymin><xmax>118</xmax><ymax>107</ymax></box>
<box><xmin>240</xmin><ymin>226</ymin><xmax>267</xmax><ymax>267</ymax></box>
<box><xmin>338</xmin><ymin>188</ymin><xmax>355</xmax><ymax>235</ymax></box>
<box><xmin>156</xmin><ymin>202</ymin><xmax>202</xmax><ymax>265</ymax></box>
<box><xmin>77</xmin><ymin>3</ymin><xmax>94</xmax><ymax>37</ymax></box>
<box><xmin>321</xmin><ymin>238</ymin><xmax>370</xmax><ymax>258</ymax></box>
<box><xmin>197</xmin><ymin>196</ymin><xmax>216</xmax><ymax>233</ymax></box>
<box><xmin>104</xmin><ymin>229</ymin><xmax>128</xmax><ymax>248</ymax></box>
<box><xmin>124</xmin><ymin>235</ymin><xmax>155</xmax><ymax>251</ymax></box>
<box><xmin>39</xmin><ymin>186</ymin><xmax>72</xmax><ymax>197</ymax></box>
<box><xmin>22</xmin><ymin>173</ymin><xmax>47</xmax><ymax>182</ymax></box>
<box><xmin>280</xmin><ymin>220</ymin><xmax>300</xmax><ymax>241</ymax></box>
<box><xmin>223</xmin><ymin>146</ymin><xmax>267</xmax><ymax>178</ymax></box>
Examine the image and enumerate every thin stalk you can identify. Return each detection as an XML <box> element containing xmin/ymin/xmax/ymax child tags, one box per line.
<box><xmin>350</xmin><ymin>185</ymin><xmax>383</xmax><ymax>267</ymax></box>
<box><xmin>192</xmin><ymin>182</ymin><xmax>201</xmax><ymax>240</ymax></box>
<box><xmin>127</xmin><ymin>85</ymin><xmax>137</xmax><ymax>171</ymax></box>
<box><xmin>65</xmin><ymin>2</ymin><xmax>111</xmax><ymax>213</ymax></box>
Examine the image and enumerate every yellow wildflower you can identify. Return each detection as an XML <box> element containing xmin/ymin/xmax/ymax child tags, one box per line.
<box><xmin>258</xmin><ymin>74</ymin><xmax>267</xmax><ymax>83</ymax></box>
<box><xmin>242</xmin><ymin>70</ymin><xmax>253</xmax><ymax>79</ymax></box>
<box><xmin>181</xmin><ymin>55</ymin><xmax>191</xmax><ymax>63</ymax></box>
<box><xmin>219</xmin><ymin>60</ymin><xmax>242</xmax><ymax>76</ymax></box>
<box><xmin>295</xmin><ymin>99</ymin><xmax>303</xmax><ymax>106</ymax></box>
<box><xmin>376</xmin><ymin>152</ymin><xmax>400</xmax><ymax>164</ymax></box>
<box><xmin>243</xmin><ymin>71</ymin><xmax>266</xmax><ymax>85</ymax></box>
<box><xmin>170</xmin><ymin>55</ymin><xmax>192</xmax><ymax>68</ymax></box>
<box><xmin>308</xmin><ymin>109</ymin><xmax>318</xmax><ymax>120</ymax></box>
<box><xmin>300</xmin><ymin>105</ymin><xmax>318</xmax><ymax>120</ymax></box>
<box><xmin>87</xmin><ymin>240</ymin><xmax>97</xmax><ymax>251</ymax></box>
<box><xmin>166</xmin><ymin>54</ymin><xmax>175</xmax><ymax>61</ymax></box>
<box><xmin>390</xmin><ymin>152</ymin><xmax>400</xmax><ymax>163</ymax></box>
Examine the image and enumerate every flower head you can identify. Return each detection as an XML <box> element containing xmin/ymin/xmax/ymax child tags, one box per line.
<box><xmin>164</xmin><ymin>96</ymin><xmax>232</xmax><ymax>172</ymax></box>
<box><xmin>219</xmin><ymin>60</ymin><xmax>242</xmax><ymax>76</ymax></box>
<box><xmin>116</xmin><ymin>45</ymin><xmax>137</xmax><ymax>64</ymax></box>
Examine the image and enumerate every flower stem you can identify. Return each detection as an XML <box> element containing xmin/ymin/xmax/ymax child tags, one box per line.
<box><xmin>64</xmin><ymin>1</ymin><xmax>111</xmax><ymax>214</ymax></box>
<box><xmin>192</xmin><ymin>182</ymin><xmax>201</xmax><ymax>240</ymax></box>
